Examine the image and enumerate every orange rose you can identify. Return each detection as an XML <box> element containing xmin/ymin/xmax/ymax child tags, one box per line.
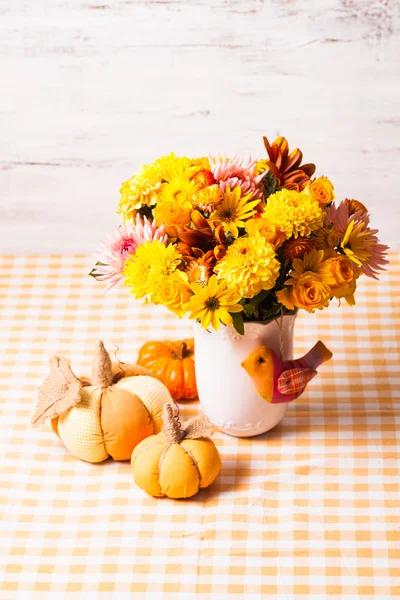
<box><xmin>305</xmin><ymin>176</ymin><xmax>335</xmax><ymax>206</ymax></box>
<box><xmin>154</xmin><ymin>199</ymin><xmax>192</xmax><ymax>238</ymax></box>
<box><xmin>318</xmin><ymin>253</ymin><xmax>357</xmax><ymax>305</ymax></box>
<box><xmin>245</xmin><ymin>217</ymin><xmax>285</xmax><ymax>248</ymax></box>
<box><xmin>277</xmin><ymin>272</ymin><xmax>331</xmax><ymax>312</ymax></box>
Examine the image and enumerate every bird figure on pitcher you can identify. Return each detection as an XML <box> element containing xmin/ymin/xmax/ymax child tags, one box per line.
<box><xmin>241</xmin><ymin>341</ymin><xmax>332</xmax><ymax>404</ymax></box>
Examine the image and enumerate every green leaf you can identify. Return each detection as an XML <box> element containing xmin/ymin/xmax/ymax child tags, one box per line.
<box><xmin>88</xmin><ymin>261</ymin><xmax>106</xmax><ymax>279</ymax></box>
<box><xmin>242</xmin><ymin>290</ymin><xmax>271</xmax><ymax>318</ymax></box>
<box><xmin>243</xmin><ymin>303</ymin><xmax>256</xmax><ymax>318</ymax></box>
<box><xmin>262</xmin><ymin>171</ymin><xmax>278</xmax><ymax>199</ymax></box>
<box><xmin>137</xmin><ymin>205</ymin><xmax>154</xmax><ymax>219</ymax></box>
<box><xmin>251</xmin><ymin>290</ymin><xmax>270</xmax><ymax>305</ymax></box>
<box><xmin>231</xmin><ymin>312</ymin><xmax>245</xmax><ymax>335</ymax></box>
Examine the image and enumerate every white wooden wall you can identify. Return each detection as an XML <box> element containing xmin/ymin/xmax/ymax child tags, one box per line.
<box><xmin>1</xmin><ymin>0</ymin><xmax>399</xmax><ymax>253</ymax></box>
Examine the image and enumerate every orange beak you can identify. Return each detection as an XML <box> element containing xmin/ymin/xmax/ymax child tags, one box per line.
<box><xmin>240</xmin><ymin>358</ymin><xmax>249</xmax><ymax>373</ymax></box>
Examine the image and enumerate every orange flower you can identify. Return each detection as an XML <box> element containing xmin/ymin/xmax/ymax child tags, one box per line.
<box><xmin>191</xmin><ymin>169</ymin><xmax>216</xmax><ymax>189</ymax></box>
<box><xmin>256</xmin><ymin>136</ymin><xmax>316</xmax><ymax>191</ymax></box>
<box><xmin>282</xmin><ymin>237</ymin><xmax>316</xmax><ymax>261</ymax></box>
<box><xmin>344</xmin><ymin>198</ymin><xmax>368</xmax><ymax>217</ymax></box>
<box><xmin>157</xmin><ymin>271</ymin><xmax>193</xmax><ymax>317</ymax></box>
<box><xmin>154</xmin><ymin>199</ymin><xmax>192</xmax><ymax>238</ymax></box>
<box><xmin>305</xmin><ymin>177</ymin><xmax>335</xmax><ymax>207</ymax></box>
<box><xmin>245</xmin><ymin>216</ymin><xmax>285</xmax><ymax>248</ymax></box>
<box><xmin>277</xmin><ymin>272</ymin><xmax>331</xmax><ymax>313</ymax></box>
<box><xmin>177</xmin><ymin>210</ymin><xmax>226</xmax><ymax>257</ymax></box>
<box><xmin>317</xmin><ymin>251</ymin><xmax>357</xmax><ymax>305</ymax></box>
<box><xmin>185</xmin><ymin>250</ymin><xmax>217</xmax><ymax>287</ymax></box>
<box><xmin>314</xmin><ymin>225</ymin><xmax>340</xmax><ymax>251</ymax></box>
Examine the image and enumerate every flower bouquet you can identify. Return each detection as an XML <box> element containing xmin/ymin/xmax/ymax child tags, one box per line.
<box><xmin>91</xmin><ymin>135</ymin><xmax>388</xmax><ymax>334</ymax></box>
<box><xmin>91</xmin><ymin>135</ymin><xmax>388</xmax><ymax>437</ymax></box>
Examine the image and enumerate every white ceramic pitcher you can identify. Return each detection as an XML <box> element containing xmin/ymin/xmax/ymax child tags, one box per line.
<box><xmin>193</xmin><ymin>313</ymin><xmax>297</xmax><ymax>437</ymax></box>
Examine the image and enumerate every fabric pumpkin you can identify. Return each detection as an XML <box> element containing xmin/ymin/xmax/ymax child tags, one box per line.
<box><xmin>137</xmin><ymin>339</ymin><xmax>198</xmax><ymax>401</ymax></box>
<box><xmin>131</xmin><ymin>403</ymin><xmax>221</xmax><ymax>499</ymax></box>
<box><xmin>31</xmin><ymin>341</ymin><xmax>172</xmax><ymax>463</ymax></box>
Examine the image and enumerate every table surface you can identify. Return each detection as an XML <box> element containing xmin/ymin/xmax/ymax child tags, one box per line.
<box><xmin>1</xmin><ymin>254</ymin><xmax>399</xmax><ymax>599</ymax></box>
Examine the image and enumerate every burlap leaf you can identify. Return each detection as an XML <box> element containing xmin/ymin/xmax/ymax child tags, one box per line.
<box><xmin>162</xmin><ymin>403</ymin><xmax>214</xmax><ymax>445</ymax></box>
<box><xmin>183</xmin><ymin>415</ymin><xmax>214</xmax><ymax>440</ymax></box>
<box><xmin>31</xmin><ymin>356</ymin><xmax>82</xmax><ymax>427</ymax></box>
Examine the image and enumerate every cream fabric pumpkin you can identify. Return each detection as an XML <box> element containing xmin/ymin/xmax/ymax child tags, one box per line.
<box><xmin>32</xmin><ymin>341</ymin><xmax>172</xmax><ymax>463</ymax></box>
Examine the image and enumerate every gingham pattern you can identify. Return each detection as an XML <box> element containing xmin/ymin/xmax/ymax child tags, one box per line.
<box><xmin>58</xmin><ymin>387</ymin><xmax>108</xmax><ymax>464</ymax></box>
<box><xmin>0</xmin><ymin>254</ymin><xmax>399</xmax><ymax>599</ymax></box>
<box><xmin>115</xmin><ymin>376</ymin><xmax>172</xmax><ymax>434</ymax></box>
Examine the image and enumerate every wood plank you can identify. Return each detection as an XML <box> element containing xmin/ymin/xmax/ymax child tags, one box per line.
<box><xmin>1</xmin><ymin>0</ymin><xmax>399</xmax><ymax>252</ymax></box>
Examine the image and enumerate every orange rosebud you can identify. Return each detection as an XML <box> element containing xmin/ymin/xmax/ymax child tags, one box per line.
<box><xmin>305</xmin><ymin>177</ymin><xmax>335</xmax><ymax>207</ymax></box>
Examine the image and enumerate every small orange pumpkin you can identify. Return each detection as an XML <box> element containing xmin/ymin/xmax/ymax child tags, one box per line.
<box><xmin>137</xmin><ymin>339</ymin><xmax>198</xmax><ymax>401</ymax></box>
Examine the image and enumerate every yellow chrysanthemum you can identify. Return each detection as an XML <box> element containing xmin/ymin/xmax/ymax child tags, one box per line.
<box><xmin>153</xmin><ymin>154</ymin><xmax>209</xmax><ymax>182</ymax></box>
<box><xmin>123</xmin><ymin>240</ymin><xmax>182</xmax><ymax>300</ymax></box>
<box><xmin>160</xmin><ymin>178</ymin><xmax>198</xmax><ymax>205</ymax></box>
<box><xmin>262</xmin><ymin>189</ymin><xmax>324</xmax><ymax>239</ymax></box>
<box><xmin>191</xmin><ymin>157</ymin><xmax>211</xmax><ymax>170</ymax></box>
<box><xmin>155</xmin><ymin>154</ymin><xmax>192</xmax><ymax>182</ymax></box>
<box><xmin>215</xmin><ymin>236</ymin><xmax>280</xmax><ymax>299</ymax></box>
<box><xmin>210</xmin><ymin>187</ymin><xmax>260</xmax><ymax>238</ymax></box>
<box><xmin>192</xmin><ymin>185</ymin><xmax>223</xmax><ymax>212</ymax></box>
<box><xmin>118</xmin><ymin>163</ymin><xmax>163</xmax><ymax>221</ymax></box>
<box><xmin>184</xmin><ymin>275</ymin><xmax>243</xmax><ymax>331</ymax></box>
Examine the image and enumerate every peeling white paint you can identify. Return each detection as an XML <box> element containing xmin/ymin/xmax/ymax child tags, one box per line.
<box><xmin>1</xmin><ymin>0</ymin><xmax>399</xmax><ymax>252</ymax></box>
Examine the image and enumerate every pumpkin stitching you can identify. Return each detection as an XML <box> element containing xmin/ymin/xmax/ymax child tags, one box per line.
<box><xmin>179</xmin><ymin>444</ymin><xmax>202</xmax><ymax>486</ymax></box>
<box><xmin>157</xmin><ymin>446</ymin><xmax>171</xmax><ymax>493</ymax></box>
<box><xmin>131</xmin><ymin>441</ymin><xmax>165</xmax><ymax>469</ymax></box>
<box><xmin>156</xmin><ymin>404</ymin><xmax>211</xmax><ymax>487</ymax></box>
<box><xmin>131</xmin><ymin>404</ymin><xmax>222</xmax><ymax>499</ymax></box>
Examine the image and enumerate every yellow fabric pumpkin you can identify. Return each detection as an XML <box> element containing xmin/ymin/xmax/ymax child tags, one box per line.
<box><xmin>31</xmin><ymin>341</ymin><xmax>172</xmax><ymax>463</ymax></box>
<box><xmin>131</xmin><ymin>404</ymin><xmax>222</xmax><ymax>499</ymax></box>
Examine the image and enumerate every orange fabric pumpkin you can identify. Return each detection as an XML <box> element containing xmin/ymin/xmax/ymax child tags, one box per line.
<box><xmin>31</xmin><ymin>341</ymin><xmax>172</xmax><ymax>463</ymax></box>
<box><xmin>137</xmin><ymin>339</ymin><xmax>198</xmax><ymax>401</ymax></box>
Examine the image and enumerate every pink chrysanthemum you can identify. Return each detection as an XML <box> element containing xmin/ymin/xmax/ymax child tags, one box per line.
<box><xmin>326</xmin><ymin>200</ymin><xmax>370</xmax><ymax>233</ymax></box>
<box><xmin>327</xmin><ymin>201</ymin><xmax>389</xmax><ymax>279</ymax></box>
<box><xmin>210</xmin><ymin>155</ymin><xmax>264</xmax><ymax>200</ymax></box>
<box><xmin>92</xmin><ymin>215</ymin><xmax>167</xmax><ymax>290</ymax></box>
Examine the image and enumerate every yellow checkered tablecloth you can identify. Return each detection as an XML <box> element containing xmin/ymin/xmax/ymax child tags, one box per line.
<box><xmin>1</xmin><ymin>254</ymin><xmax>399</xmax><ymax>599</ymax></box>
